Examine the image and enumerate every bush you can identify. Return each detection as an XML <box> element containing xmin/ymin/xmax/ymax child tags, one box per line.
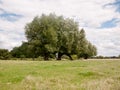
<box><xmin>0</xmin><ymin>49</ymin><xmax>11</xmax><ymax>60</ymax></box>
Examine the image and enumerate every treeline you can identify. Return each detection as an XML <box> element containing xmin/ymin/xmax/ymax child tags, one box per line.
<box><xmin>0</xmin><ymin>48</ymin><xmax>120</xmax><ymax>60</ymax></box>
<box><xmin>0</xmin><ymin>13</ymin><xmax>97</xmax><ymax>60</ymax></box>
<box><xmin>0</xmin><ymin>49</ymin><xmax>11</xmax><ymax>60</ymax></box>
<box><xmin>91</xmin><ymin>55</ymin><xmax>120</xmax><ymax>59</ymax></box>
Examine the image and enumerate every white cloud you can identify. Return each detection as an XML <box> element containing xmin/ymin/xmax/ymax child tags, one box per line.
<box><xmin>0</xmin><ymin>0</ymin><xmax>120</xmax><ymax>56</ymax></box>
<box><xmin>85</xmin><ymin>27</ymin><xmax>120</xmax><ymax>56</ymax></box>
<box><xmin>0</xmin><ymin>31</ymin><xmax>24</xmax><ymax>50</ymax></box>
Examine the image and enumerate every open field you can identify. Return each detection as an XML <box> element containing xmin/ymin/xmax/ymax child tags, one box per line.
<box><xmin>0</xmin><ymin>59</ymin><xmax>120</xmax><ymax>90</ymax></box>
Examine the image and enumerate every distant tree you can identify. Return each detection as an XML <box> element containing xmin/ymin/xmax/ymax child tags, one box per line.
<box><xmin>96</xmin><ymin>55</ymin><xmax>104</xmax><ymax>59</ymax></box>
<box><xmin>0</xmin><ymin>49</ymin><xmax>11</xmax><ymax>60</ymax></box>
<box><xmin>11</xmin><ymin>47</ymin><xmax>21</xmax><ymax>58</ymax></box>
<box><xmin>11</xmin><ymin>42</ymin><xmax>30</xmax><ymax>58</ymax></box>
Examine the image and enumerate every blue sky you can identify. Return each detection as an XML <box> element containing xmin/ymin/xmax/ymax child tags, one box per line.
<box><xmin>100</xmin><ymin>18</ymin><xmax>119</xmax><ymax>28</ymax></box>
<box><xmin>112</xmin><ymin>0</ymin><xmax>120</xmax><ymax>12</ymax></box>
<box><xmin>0</xmin><ymin>9</ymin><xmax>23</xmax><ymax>22</ymax></box>
<box><xmin>0</xmin><ymin>0</ymin><xmax>120</xmax><ymax>56</ymax></box>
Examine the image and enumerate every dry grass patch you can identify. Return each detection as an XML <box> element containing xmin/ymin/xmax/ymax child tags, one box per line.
<box><xmin>81</xmin><ymin>77</ymin><xmax>120</xmax><ymax>90</ymax></box>
<box><xmin>16</xmin><ymin>75</ymin><xmax>79</xmax><ymax>90</ymax></box>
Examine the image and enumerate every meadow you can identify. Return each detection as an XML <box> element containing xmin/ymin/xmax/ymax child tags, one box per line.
<box><xmin>0</xmin><ymin>59</ymin><xmax>120</xmax><ymax>90</ymax></box>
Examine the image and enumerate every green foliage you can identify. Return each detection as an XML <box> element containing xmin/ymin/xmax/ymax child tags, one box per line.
<box><xmin>25</xmin><ymin>14</ymin><xmax>75</xmax><ymax>60</ymax></box>
<box><xmin>11</xmin><ymin>13</ymin><xmax>97</xmax><ymax>60</ymax></box>
<box><xmin>25</xmin><ymin>14</ymin><xmax>59</xmax><ymax>60</ymax></box>
<box><xmin>77</xmin><ymin>29</ymin><xmax>97</xmax><ymax>59</ymax></box>
<box><xmin>0</xmin><ymin>49</ymin><xmax>11</xmax><ymax>60</ymax></box>
<box><xmin>10</xmin><ymin>42</ymin><xmax>33</xmax><ymax>58</ymax></box>
<box><xmin>10</xmin><ymin>47</ymin><xmax>20</xmax><ymax>58</ymax></box>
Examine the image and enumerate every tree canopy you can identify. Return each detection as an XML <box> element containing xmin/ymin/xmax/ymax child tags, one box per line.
<box><xmin>24</xmin><ymin>13</ymin><xmax>97</xmax><ymax>60</ymax></box>
<box><xmin>11</xmin><ymin>13</ymin><xmax>97</xmax><ymax>60</ymax></box>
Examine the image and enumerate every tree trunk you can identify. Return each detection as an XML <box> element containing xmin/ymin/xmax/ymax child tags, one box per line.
<box><xmin>44</xmin><ymin>53</ymin><xmax>49</xmax><ymax>60</ymax></box>
<box><xmin>56</xmin><ymin>52</ymin><xmax>62</xmax><ymax>60</ymax></box>
<box><xmin>84</xmin><ymin>53</ymin><xmax>88</xmax><ymax>59</ymax></box>
<box><xmin>65</xmin><ymin>53</ymin><xmax>73</xmax><ymax>60</ymax></box>
<box><xmin>68</xmin><ymin>54</ymin><xmax>73</xmax><ymax>60</ymax></box>
<box><xmin>56</xmin><ymin>52</ymin><xmax>73</xmax><ymax>60</ymax></box>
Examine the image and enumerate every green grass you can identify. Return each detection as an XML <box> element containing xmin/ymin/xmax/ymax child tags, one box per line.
<box><xmin>0</xmin><ymin>59</ymin><xmax>120</xmax><ymax>90</ymax></box>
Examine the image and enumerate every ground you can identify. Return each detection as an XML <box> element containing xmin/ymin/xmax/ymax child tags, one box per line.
<box><xmin>0</xmin><ymin>59</ymin><xmax>120</xmax><ymax>90</ymax></box>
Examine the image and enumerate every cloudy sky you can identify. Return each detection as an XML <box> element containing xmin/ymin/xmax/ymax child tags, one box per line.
<box><xmin>0</xmin><ymin>0</ymin><xmax>120</xmax><ymax>56</ymax></box>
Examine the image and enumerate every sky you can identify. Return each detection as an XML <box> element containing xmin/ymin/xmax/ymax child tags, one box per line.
<box><xmin>0</xmin><ymin>0</ymin><xmax>120</xmax><ymax>56</ymax></box>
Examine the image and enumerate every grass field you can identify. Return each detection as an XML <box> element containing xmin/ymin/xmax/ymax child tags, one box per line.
<box><xmin>0</xmin><ymin>59</ymin><xmax>120</xmax><ymax>90</ymax></box>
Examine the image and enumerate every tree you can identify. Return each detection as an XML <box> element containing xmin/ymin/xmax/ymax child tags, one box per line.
<box><xmin>25</xmin><ymin>14</ymin><xmax>58</xmax><ymax>60</ymax></box>
<box><xmin>11</xmin><ymin>42</ymin><xmax>32</xmax><ymax>58</ymax></box>
<box><xmin>84</xmin><ymin>42</ymin><xmax>97</xmax><ymax>59</ymax></box>
<box><xmin>0</xmin><ymin>49</ymin><xmax>11</xmax><ymax>60</ymax></box>
<box><xmin>55</xmin><ymin>17</ymin><xmax>79</xmax><ymax>60</ymax></box>
<box><xmin>11</xmin><ymin>47</ymin><xmax>21</xmax><ymax>58</ymax></box>
<box><xmin>25</xmin><ymin>14</ymin><xmax>79</xmax><ymax>60</ymax></box>
<box><xmin>77</xmin><ymin>29</ymin><xmax>97</xmax><ymax>59</ymax></box>
<box><xmin>24</xmin><ymin>13</ymin><xmax>97</xmax><ymax>60</ymax></box>
<box><xmin>77</xmin><ymin>29</ymin><xmax>88</xmax><ymax>58</ymax></box>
